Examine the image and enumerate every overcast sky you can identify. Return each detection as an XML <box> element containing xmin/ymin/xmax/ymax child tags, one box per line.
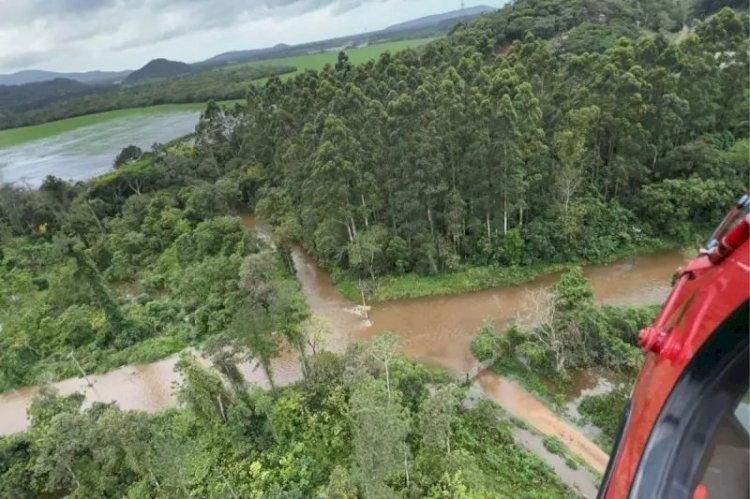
<box><xmin>0</xmin><ymin>0</ymin><xmax>499</xmax><ymax>74</ymax></box>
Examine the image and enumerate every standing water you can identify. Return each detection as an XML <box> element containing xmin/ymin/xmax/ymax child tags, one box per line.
<box><xmin>0</xmin><ymin>212</ymin><xmax>684</xmax><ymax>470</ymax></box>
<box><xmin>0</xmin><ymin>111</ymin><xmax>200</xmax><ymax>186</ymax></box>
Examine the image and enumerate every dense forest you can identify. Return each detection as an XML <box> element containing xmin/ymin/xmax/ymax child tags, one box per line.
<box><xmin>221</xmin><ymin>1</ymin><xmax>747</xmax><ymax>282</ymax></box>
<box><xmin>0</xmin><ymin>0</ymin><xmax>748</xmax><ymax>496</ymax></box>
<box><xmin>0</xmin><ymin>63</ymin><xmax>295</xmax><ymax>129</ymax></box>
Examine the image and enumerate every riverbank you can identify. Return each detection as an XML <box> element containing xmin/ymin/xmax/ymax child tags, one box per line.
<box><xmin>336</xmin><ymin>240</ymin><xmax>681</xmax><ymax>303</ymax></box>
<box><xmin>0</xmin><ymin>214</ymin><xmax>683</xmax><ymax>479</ymax></box>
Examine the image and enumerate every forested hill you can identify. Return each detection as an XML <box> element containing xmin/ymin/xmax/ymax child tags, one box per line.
<box><xmin>123</xmin><ymin>58</ymin><xmax>193</xmax><ymax>85</ymax></box>
<box><xmin>0</xmin><ymin>78</ymin><xmax>93</xmax><ymax>108</ymax></box>
<box><xmin>203</xmin><ymin>0</ymin><xmax>747</xmax><ymax>278</ymax></box>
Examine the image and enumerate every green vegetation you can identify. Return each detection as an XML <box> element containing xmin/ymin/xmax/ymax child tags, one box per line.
<box><xmin>470</xmin><ymin>320</ymin><xmax>511</xmax><ymax>363</ymax></box>
<box><xmin>0</xmin><ymin>129</ymin><xmax>311</xmax><ymax>390</ymax></box>
<box><xmin>0</xmin><ymin>104</ymin><xmax>202</xmax><ymax>148</ymax></box>
<box><xmin>473</xmin><ymin>268</ymin><xmax>659</xmax><ymax>379</ymax></box>
<box><xmin>578</xmin><ymin>384</ymin><xmax>632</xmax><ymax>451</ymax></box>
<box><xmin>543</xmin><ymin>436</ymin><xmax>566</xmax><ymax>456</ymax></box>
<box><xmin>234</xmin><ymin>3</ymin><xmax>747</xmax><ymax>307</ymax></box>
<box><xmin>470</xmin><ymin>268</ymin><xmax>658</xmax><ymax>421</ymax></box>
<box><xmin>565</xmin><ymin>456</ymin><xmax>579</xmax><ymax>470</ymax></box>
<box><xmin>338</xmin><ymin>261</ymin><xmax>570</xmax><ymax>302</ymax></box>
<box><xmin>337</xmin><ymin>239</ymin><xmax>674</xmax><ymax>302</ymax></box>
<box><xmin>0</xmin><ymin>345</ymin><xmax>573</xmax><ymax>498</ymax></box>
<box><xmin>0</xmin><ymin>0</ymin><xmax>747</xmax><ymax>495</ymax></box>
<box><xmin>0</xmin><ymin>39</ymin><xmax>434</xmax><ymax>134</ymax></box>
<box><xmin>244</xmin><ymin>37</ymin><xmax>437</xmax><ymax>81</ymax></box>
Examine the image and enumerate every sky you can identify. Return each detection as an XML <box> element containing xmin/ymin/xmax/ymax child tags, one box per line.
<box><xmin>0</xmin><ymin>0</ymin><xmax>499</xmax><ymax>74</ymax></box>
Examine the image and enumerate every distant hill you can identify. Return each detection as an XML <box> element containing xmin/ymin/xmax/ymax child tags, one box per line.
<box><xmin>122</xmin><ymin>59</ymin><xmax>193</xmax><ymax>85</ymax></box>
<box><xmin>383</xmin><ymin>5</ymin><xmax>495</xmax><ymax>32</ymax></box>
<box><xmin>201</xmin><ymin>44</ymin><xmax>294</xmax><ymax>68</ymax></box>
<box><xmin>0</xmin><ymin>78</ymin><xmax>101</xmax><ymax>109</ymax></box>
<box><xmin>203</xmin><ymin>6</ymin><xmax>495</xmax><ymax>67</ymax></box>
<box><xmin>0</xmin><ymin>7</ymin><xmax>495</xmax><ymax>85</ymax></box>
<box><xmin>0</xmin><ymin>70</ymin><xmax>131</xmax><ymax>86</ymax></box>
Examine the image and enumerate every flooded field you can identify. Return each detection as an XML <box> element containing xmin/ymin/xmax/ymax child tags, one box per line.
<box><xmin>0</xmin><ymin>110</ymin><xmax>200</xmax><ymax>186</ymax></box>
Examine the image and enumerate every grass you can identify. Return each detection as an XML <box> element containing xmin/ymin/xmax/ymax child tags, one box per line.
<box><xmin>492</xmin><ymin>356</ymin><xmax>565</xmax><ymax>405</ymax></box>
<box><xmin>0</xmin><ymin>100</ymin><xmax>242</xmax><ymax>149</ymax></box>
<box><xmin>338</xmin><ymin>262</ymin><xmax>572</xmax><ymax>303</ymax></box>
<box><xmin>336</xmin><ymin>238</ymin><xmax>679</xmax><ymax>303</ymax></box>
<box><xmin>245</xmin><ymin>37</ymin><xmax>437</xmax><ymax>82</ymax></box>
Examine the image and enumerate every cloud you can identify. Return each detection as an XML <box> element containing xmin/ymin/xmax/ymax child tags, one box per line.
<box><xmin>0</xmin><ymin>50</ymin><xmax>52</xmax><ymax>70</ymax></box>
<box><xmin>0</xmin><ymin>0</ymin><xmax>119</xmax><ymax>27</ymax></box>
<box><xmin>0</xmin><ymin>0</ymin><xmax>464</xmax><ymax>73</ymax></box>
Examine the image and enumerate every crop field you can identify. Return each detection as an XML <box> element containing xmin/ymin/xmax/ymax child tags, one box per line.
<box><xmin>244</xmin><ymin>37</ymin><xmax>437</xmax><ymax>81</ymax></box>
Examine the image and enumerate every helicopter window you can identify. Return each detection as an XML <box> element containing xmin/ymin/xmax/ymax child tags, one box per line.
<box><xmin>628</xmin><ymin>301</ymin><xmax>749</xmax><ymax>499</ymax></box>
<box><xmin>692</xmin><ymin>390</ymin><xmax>750</xmax><ymax>499</ymax></box>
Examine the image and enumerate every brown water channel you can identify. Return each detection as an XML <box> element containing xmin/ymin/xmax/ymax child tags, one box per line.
<box><xmin>0</xmin><ymin>214</ymin><xmax>684</xmax><ymax>475</ymax></box>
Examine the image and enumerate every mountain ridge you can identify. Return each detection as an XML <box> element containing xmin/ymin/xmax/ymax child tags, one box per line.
<box><xmin>383</xmin><ymin>5</ymin><xmax>494</xmax><ymax>32</ymax></box>
<box><xmin>123</xmin><ymin>58</ymin><xmax>193</xmax><ymax>85</ymax></box>
<box><xmin>0</xmin><ymin>69</ymin><xmax>131</xmax><ymax>86</ymax></box>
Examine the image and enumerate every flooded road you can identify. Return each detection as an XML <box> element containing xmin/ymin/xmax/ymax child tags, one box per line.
<box><xmin>0</xmin><ymin>213</ymin><xmax>684</xmax><ymax>474</ymax></box>
<box><xmin>0</xmin><ymin>110</ymin><xmax>200</xmax><ymax>187</ymax></box>
<box><xmin>476</xmin><ymin>370</ymin><xmax>610</xmax><ymax>474</ymax></box>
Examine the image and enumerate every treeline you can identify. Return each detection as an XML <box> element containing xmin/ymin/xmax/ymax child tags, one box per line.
<box><xmin>0</xmin><ymin>345</ymin><xmax>572</xmax><ymax>497</ymax></box>
<box><xmin>0</xmin><ymin>63</ymin><xmax>295</xmax><ymax>129</ymax></box>
<box><xmin>0</xmin><ymin>78</ymin><xmax>97</xmax><ymax>109</ymax></box>
<box><xmin>190</xmin><ymin>1</ymin><xmax>747</xmax><ymax>281</ymax></box>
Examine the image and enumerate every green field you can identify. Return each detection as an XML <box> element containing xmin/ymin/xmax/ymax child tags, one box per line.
<box><xmin>244</xmin><ymin>37</ymin><xmax>437</xmax><ymax>81</ymax></box>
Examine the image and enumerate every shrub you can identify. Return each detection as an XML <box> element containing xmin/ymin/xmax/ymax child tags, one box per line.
<box><xmin>542</xmin><ymin>436</ymin><xmax>565</xmax><ymax>456</ymax></box>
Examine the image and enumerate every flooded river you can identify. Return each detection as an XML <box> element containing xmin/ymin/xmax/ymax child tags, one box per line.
<box><xmin>0</xmin><ymin>214</ymin><xmax>684</xmax><ymax>472</ymax></box>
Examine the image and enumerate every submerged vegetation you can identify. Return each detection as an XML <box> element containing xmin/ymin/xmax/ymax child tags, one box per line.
<box><xmin>470</xmin><ymin>267</ymin><xmax>657</xmax><ymax>444</ymax></box>
<box><xmin>472</xmin><ymin>268</ymin><xmax>658</xmax><ymax>379</ymax></box>
<box><xmin>0</xmin><ymin>101</ymin><xmax>240</xmax><ymax>149</ymax></box>
<box><xmin>0</xmin><ymin>0</ymin><xmax>747</xmax><ymax>496</ymax></box>
<box><xmin>0</xmin><ymin>345</ymin><xmax>575</xmax><ymax>498</ymax></box>
<box><xmin>578</xmin><ymin>384</ymin><xmax>633</xmax><ymax>451</ymax></box>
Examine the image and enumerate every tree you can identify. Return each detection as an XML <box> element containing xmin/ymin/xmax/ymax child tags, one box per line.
<box><xmin>418</xmin><ymin>386</ymin><xmax>460</xmax><ymax>471</ymax></box>
<box><xmin>516</xmin><ymin>268</ymin><xmax>594</xmax><ymax>374</ymax></box>
<box><xmin>348</xmin><ymin>224</ymin><xmax>388</xmax><ymax>280</ymax></box>
<box><xmin>238</xmin><ymin>251</ymin><xmax>277</xmax><ymax>311</ymax></box>
<box><xmin>552</xmin><ymin>106</ymin><xmax>600</xmax><ymax>212</ymax></box>
<box><xmin>349</xmin><ymin>378</ymin><xmax>410</xmax><ymax>498</ymax></box>
<box><xmin>370</xmin><ymin>333</ymin><xmax>400</xmax><ymax>404</ymax></box>
<box><xmin>229</xmin><ymin>304</ymin><xmax>281</xmax><ymax>390</ymax></box>
<box><xmin>113</xmin><ymin>145</ymin><xmax>143</xmax><ymax>169</ymax></box>
<box><xmin>174</xmin><ymin>354</ymin><xmax>232</xmax><ymax>424</ymax></box>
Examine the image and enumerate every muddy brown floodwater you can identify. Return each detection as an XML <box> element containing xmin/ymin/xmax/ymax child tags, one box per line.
<box><xmin>0</xmin><ymin>213</ymin><xmax>684</xmax><ymax>477</ymax></box>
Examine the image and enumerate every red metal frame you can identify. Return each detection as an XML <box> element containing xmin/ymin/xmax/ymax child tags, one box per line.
<box><xmin>603</xmin><ymin>216</ymin><xmax>750</xmax><ymax>498</ymax></box>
